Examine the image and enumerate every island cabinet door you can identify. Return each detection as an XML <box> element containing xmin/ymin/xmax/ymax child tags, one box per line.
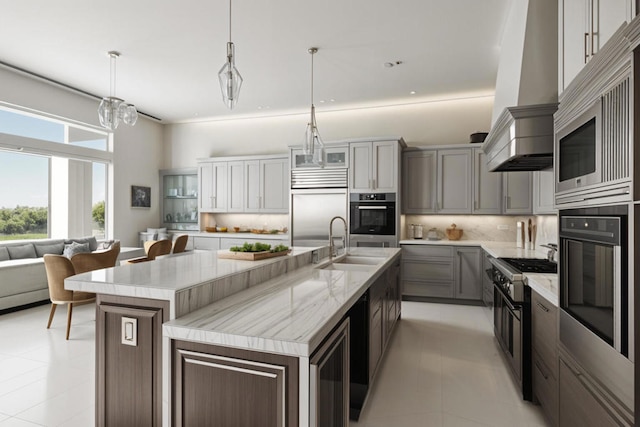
<box><xmin>172</xmin><ymin>340</ymin><xmax>299</xmax><ymax>427</ymax></box>
<box><xmin>96</xmin><ymin>295</ymin><xmax>169</xmax><ymax>427</ymax></box>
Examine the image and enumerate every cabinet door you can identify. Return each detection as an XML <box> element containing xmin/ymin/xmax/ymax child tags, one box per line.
<box><xmin>503</xmin><ymin>172</ymin><xmax>532</xmax><ymax>214</ymax></box>
<box><xmin>211</xmin><ymin>162</ymin><xmax>228</xmax><ymax>212</ymax></box>
<box><xmin>372</xmin><ymin>141</ymin><xmax>397</xmax><ymax>192</ymax></box>
<box><xmin>473</xmin><ymin>148</ymin><xmax>502</xmax><ymax>214</ymax></box>
<box><xmin>350</xmin><ymin>142</ymin><xmax>373</xmax><ymax>192</ymax></box>
<box><xmin>594</xmin><ymin>0</ymin><xmax>633</xmax><ymax>55</ymax></box>
<box><xmin>260</xmin><ymin>158</ymin><xmax>288</xmax><ymax>212</ymax></box>
<box><xmin>193</xmin><ymin>236</ymin><xmax>220</xmax><ymax>251</ymax></box>
<box><xmin>402</xmin><ymin>150</ymin><xmax>437</xmax><ymax>213</ymax></box>
<box><xmin>455</xmin><ymin>247</ymin><xmax>482</xmax><ymax>300</ymax></box>
<box><xmin>438</xmin><ymin>149</ymin><xmax>472</xmax><ymax>213</ymax></box>
<box><xmin>227</xmin><ymin>161</ymin><xmax>245</xmax><ymax>212</ymax></box>
<box><xmin>560</xmin><ymin>0</ymin><xmax>589</xmax><ymax>92</ymax></box>
<box><xmin>533</xmin><ymin>170</ymin><xmax>556</xmax><ymax>214</ymax></box>
<box><xmin>244</xmin><ymin>160</ymin><xmax>261</xmax><ymax>212</ymax></box>
<box><xmin>199</xmin><ymin>163</ymin><xmax>214</xmax><ymax>212</ymax></box>
<box><xmin>369</xmin><ymin>290</ymin><xmax>383</xmax><ymax>380</ymax></box>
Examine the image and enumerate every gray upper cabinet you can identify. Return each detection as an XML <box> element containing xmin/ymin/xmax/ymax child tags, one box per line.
<box><xmin>559</xmin><ymin>0</ymin><xmax>634</xmax><ymax>92</ymax></box>
<box><xmin>533</xmin><ymin>170</ymin><xmax>556</xmax><ymax>215</ymax></box>
<box><xmin>438</xmin><ymin>149</ymin><xmax>472</xmax><ymax>214</ymax></box>
<box><xmin>350</xmin><ymin>140</ymin><xmax>399</xmax><ymax>193</ymax></box>
<box><xmin>402</xmin><ymin>150</ymin><xmax>436</xmax><ymax>213</ymax></box>
<box><xmin>503</xmin><ymin>172</ymin><xmax>532</xmax><ymax>215</ymax></box>
<box><xmin>473</xmin><ymin>148</ymin><xmax>502</xmax><ymax>214</ymax></box>
<box><xmin>454</xmin><ymin>247</ymin><xmax>482</xmax><ymax>300</ymax></box>
<box><xmin>199</xmin><ymin>155</ymin><xmax>288</xmax><ymax>214</ymax></box>
<box><xmin>199</xmin><ymin>161</ymin><xmax>228</xmax><ymax>213</ymax></box>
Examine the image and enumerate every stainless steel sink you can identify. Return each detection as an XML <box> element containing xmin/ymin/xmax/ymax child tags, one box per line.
<box><xmin>321</xmin><ymin>263</ymin><xmax>374</xmax><ymax>272</ymax></box>
<box><xmin>333</xmin><ymin>255</ymin><xmax>385</xmax><ymax>265</ymax></box>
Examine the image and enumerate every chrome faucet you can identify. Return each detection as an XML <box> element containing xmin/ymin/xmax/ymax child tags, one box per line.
<box><xmin>329</xmin><ymin>216</ymin><xmax>348</xmax><ymax>258</ymax></box>
<box><xmin>540</xmin><ymin>243</ymin><xmax>558</xmax><ymax>262</ymax></box>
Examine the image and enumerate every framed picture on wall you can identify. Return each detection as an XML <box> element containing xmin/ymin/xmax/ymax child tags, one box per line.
<box><xmin>131</xmin><ymin>185</ymin><xmax>151</xmax><ymax>208</ymax></box>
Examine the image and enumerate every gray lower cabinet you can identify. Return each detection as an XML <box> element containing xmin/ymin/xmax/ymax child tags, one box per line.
<box><xmin>559</xmin><ymin>352</ymin><xmax>633</xmax><ymax>426</ymax></box>
<box><xmin>481</xmin><ymin>250</ymin><xmax>493</xmax><ymax>307</ymax></box>
<box><xmin>401</xmin><ymin>245</ymin><xmax>482</xmax><ymax>302</ymax></box>
<box><xmin>531</xmin><ymin>290</ymin><xmax>558</xmax><ymax>426</ymax></box>
<box><xmin>96</xmin><ymin>295</ymin><xmax>169</xmax><ymax>427</ymax></box>
<box><xmin>172</xmin><ymin>339</ymin><xmax>299</xmax><ymax>426</ymax></box>
<box><xmin>369</xmin><ymin>276</ymin><xmax>384</xmax><ymax>380</ymax></box>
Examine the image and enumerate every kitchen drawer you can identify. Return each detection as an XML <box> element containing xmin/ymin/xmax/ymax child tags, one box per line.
<box><xmin>401</xmin><ymin>245</ymin><xmax>454</xmax><ymax>259</ymax></box>
<box><xmin>531</xmin><ymin>290</ymin><xmax>558</xmax><ymax>379</ymax></box>
<box><xmin>403</xmin><ymin>280</ymin><xmax>454</xmax><ymax>298</ymax></box>
<box><xmin>402</xmin><ymin>259</ymin><xmax>454</xmax><ymax>282</ymax></box>
<box><xmin>533</xmin><ymin>351</ymin><xmax>558</xmax><ymax>427</ymax></box>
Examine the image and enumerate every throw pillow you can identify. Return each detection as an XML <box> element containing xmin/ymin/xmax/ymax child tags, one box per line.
<box><xmin>97</xmin><ymin>240</ymin><xmax>115</xmax><ymax>250</ymax></box>
<box><xmin>35</xmin><ymin>242</ymin><xmax>65</xmax><ymax>257</ymax></box>
<box><xmin>0</xmin><ymin>247</ymin><xmax>9</xmax><ymax>261</ymax></box>
<box><xmin>7</xmin><ymin>244</ymin><xmax>37</xmax><ymax>260</ymax></box>
<box><xmin>65</xmin><ymin>236</ymin><xmax>98</xmax><ymax>252</ymax></box>
<box><xmin>63</xmin><ymin>242</ymin><xmax>90</xmax><ymax>258</ymax></box>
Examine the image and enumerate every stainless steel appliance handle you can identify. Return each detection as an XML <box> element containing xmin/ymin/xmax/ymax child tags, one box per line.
<box><xmin>357</xmin><ymin>206</ymin><xmax>387</xmax><ymax>210</ymax></box>
<box><xmin>614</xmin><ymin>245</ymin><xmax>622</xmax><ymax>353</ymax></box>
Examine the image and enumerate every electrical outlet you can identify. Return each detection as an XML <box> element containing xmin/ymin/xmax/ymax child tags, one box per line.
<box><xmin>497</xmin><ymin>225</ymin><xmax>509</xmax><ymax>230</ymax></box>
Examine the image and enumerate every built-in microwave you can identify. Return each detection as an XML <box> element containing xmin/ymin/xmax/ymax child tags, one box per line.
<box><xmin>555</xmin><ymin>99</ymin><xmax>602</xmax><ymax>194</ymax></box>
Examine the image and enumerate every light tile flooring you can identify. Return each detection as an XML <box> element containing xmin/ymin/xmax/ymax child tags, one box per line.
<box><xmin>0</xmin><ymin>301</ymin><xmax>548</xmax><ymax>426</ymax></box>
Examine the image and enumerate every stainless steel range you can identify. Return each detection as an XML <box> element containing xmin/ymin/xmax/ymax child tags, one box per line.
<box><xmin>489</xmin><ymin>257</ymin><xmax>557</xmax><ymax>401</ymax></box>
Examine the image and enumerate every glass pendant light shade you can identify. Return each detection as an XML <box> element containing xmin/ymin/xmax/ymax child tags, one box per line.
<box><xmin>97</xmin><ymin>51</ymin><xmax>137</xmax><ymax>130</ymax></box>
<box><xmin>302</xmin><ymin>48</ymin><xmax>324</xmax><ymax>167</ymax></box>
<box><xmin>218</xmin><ymin>42</ymin><xmax>243</xmax><ymax>110</ymax></box>
<box><xmin>98</xmin><ymin>96</ymin><xmax>123</xmax><ymax>130</ymax></box>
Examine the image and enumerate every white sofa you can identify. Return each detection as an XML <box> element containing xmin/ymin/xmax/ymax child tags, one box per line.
<box><xmin>0</xmin><ymin>237</ymin><xmax>144</xmax><ymax>312</ymax></box>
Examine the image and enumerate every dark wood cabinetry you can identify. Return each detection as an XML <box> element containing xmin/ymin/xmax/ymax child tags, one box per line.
<box><xmin>172</xmin><ymin>339</ymin><xmax>299</xmax><ymax>426</ymax></box>
<box><xmin>530</xmin><ymin>290</ymin><xmax>558</xmax><ymax>427</ymax></box>
<box><xmin>96</xmin><ymin>295</ymin><xmax>169</xmax><ymax>427</ymax></box>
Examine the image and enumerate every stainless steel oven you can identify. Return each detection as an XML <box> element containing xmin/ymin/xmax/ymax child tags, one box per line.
<box><xmin>349</xmin><ymin>193</ymin><xmax>395</xmax><ymax>236</ymax></box>
<box><xmin>559</xmin><ymin>205</ymin><xmax>633</xmax><ymax>410</ymax></box>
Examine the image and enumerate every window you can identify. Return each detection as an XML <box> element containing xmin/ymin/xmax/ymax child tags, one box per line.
<box><xmin>0</xmin><ymin>105</ymin><xmax>112</xmax><ymax>241</ymax></box>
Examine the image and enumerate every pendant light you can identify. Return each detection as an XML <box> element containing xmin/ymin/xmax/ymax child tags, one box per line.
<box><xmin>218</xmin><ymin>0</ymin><xmax>243</xmax><ymax>109</ymax></box>
<box><xmin>97</xmin><ymin>51</ymin><xmax>138</xmax><ymax>131</ymax></box>
<box><xmin>303</xmin><ymin>47</ymin><xmax>325</xmax><ymax>167</ymax></box>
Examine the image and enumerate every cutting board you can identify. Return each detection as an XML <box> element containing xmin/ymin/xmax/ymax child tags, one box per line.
<box><xmin>217</xmin><ymin>249</ymin><xmax>291</xmax><ymax>261</ymax></box>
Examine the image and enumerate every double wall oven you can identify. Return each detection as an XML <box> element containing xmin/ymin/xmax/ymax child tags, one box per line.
<box><xmin>490</xmin><ymin>257</ymin><xmax>557</xmax><ymax>401</ymax></box>
<box><xmin>558</xmin><ymin>205</ymin><xmax>633</xmax><ymax>410</ymax></box>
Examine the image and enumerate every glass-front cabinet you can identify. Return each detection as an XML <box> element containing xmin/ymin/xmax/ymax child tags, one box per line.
<box><xmin>160</xmin><ymin>168</ymin><xmax>199</xmax><ymax>230</ymax></box>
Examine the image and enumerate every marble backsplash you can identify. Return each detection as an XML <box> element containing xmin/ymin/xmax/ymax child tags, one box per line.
<box><xmin>201</xmin><ymin>213</ymin><xmax>289</xmax><ymax>232</ymax></box>
<box><xmin>402</xmin><ymin>214</ymin><xmax>558</xmax><ymax>245</ymax></box>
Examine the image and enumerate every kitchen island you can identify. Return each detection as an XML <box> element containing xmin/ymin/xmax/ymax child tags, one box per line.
<box><xmin>65</xmin><ymin>246</ymin><xmax>401</xmax><ymax>426</ymax></box>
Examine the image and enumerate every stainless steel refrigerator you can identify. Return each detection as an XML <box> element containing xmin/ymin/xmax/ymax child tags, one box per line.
<box><xmin>291</xmin><ymin>188</ymin><xmax>348</xmax><ymax>247</ymax></box>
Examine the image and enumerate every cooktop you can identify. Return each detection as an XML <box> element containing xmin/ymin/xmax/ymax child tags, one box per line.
<box><xmin>500</xmin><ymin>258</ymin><xmax>557</xmax><ymax>274</ymax></box>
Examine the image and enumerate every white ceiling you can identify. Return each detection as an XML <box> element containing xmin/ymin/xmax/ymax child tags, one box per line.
<box><xmin>0</xmin><ymin>0</ymin><xmax>510</xmax><ymax>124</ymax></box>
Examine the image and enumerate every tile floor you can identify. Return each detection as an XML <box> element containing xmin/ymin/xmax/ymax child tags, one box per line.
<box><xmin>0</xmin><ymin>301</ymin><xmax>548</xmax><ymax>426</ymax></box>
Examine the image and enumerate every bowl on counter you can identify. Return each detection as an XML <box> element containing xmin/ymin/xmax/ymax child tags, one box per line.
<box><xmin>445</xmin><ymin>223</ymin><xmax>463</xmax><ymax>240</ymax></box>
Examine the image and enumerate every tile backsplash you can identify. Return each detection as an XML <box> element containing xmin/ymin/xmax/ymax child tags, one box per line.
<box><xmin>402</xmin><ymin>215</ymin><xmax>558</xmax><ymax>245</ymax></box>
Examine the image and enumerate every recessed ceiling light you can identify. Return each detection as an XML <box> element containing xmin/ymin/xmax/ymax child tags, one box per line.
<box><xmin>410</xmin><ymin>91</ymin><xmax>416</xmax><ymax>95</ymax></box>
<box><xmin>330</xmin><ymin>99</ymin><xmax>335</xmax><ymax>102</ymax></box>
<box><xmin>320</xmin><ymin>100</ymin><xmax>325</xmax><ymax>103</ymax></box>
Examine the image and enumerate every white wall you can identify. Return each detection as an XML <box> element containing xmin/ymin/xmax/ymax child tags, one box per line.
<box><xmin>0</xmin><ymin>66</ymin><xmax>164</xmax><ymax>247</ymax></box>
<box><xmin>163</xmin><ymin>96</ymin><xmax>494</xmax><ymax>168</ymax></box>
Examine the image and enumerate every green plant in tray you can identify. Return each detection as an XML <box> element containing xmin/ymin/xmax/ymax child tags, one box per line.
<box><xmin>229</xmin><ymin>242</ymin><xmax>289</xmax><ymax>253</ymax></box>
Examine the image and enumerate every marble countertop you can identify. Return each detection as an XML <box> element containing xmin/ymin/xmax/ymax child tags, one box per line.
<box><xmin>64</xmin><ymin>246</ymin><xmax>314</xmax><ymax>301</ymax></box>
<box><xmin>163</xmin><ymin>248</ymin><xmax>402</xmax><ymax>357</ymax></box>
<box><xmin>525</xmin><ymin>273</ymin><xmax>558</xmax><ymax>306</ymax></box>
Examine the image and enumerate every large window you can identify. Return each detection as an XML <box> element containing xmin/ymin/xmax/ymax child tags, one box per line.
<box><xmin>0</xmin><ymin>106</ymin><xmax>112</xmax><ymax>241</ymax></box>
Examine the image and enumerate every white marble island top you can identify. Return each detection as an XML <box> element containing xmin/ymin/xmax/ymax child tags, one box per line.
<box><xmin>64</xmin><ymin>247</ymin><xmax>318</xmax><ymax>316</ymax></box>
<box><xmin>163</xmin><ymin>248</ymin><xmax>402</xmax><ymax>357</ymax></box>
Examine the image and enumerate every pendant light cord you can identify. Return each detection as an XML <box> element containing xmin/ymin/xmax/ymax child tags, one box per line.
<box><xmin>310</xmin><ymin>51</ymin><xmax>314</xmax><ymax>106</ymax></box>
<box><xmin>229</xmin><ymin>0</ymin><xmax>232</xmax><ymax>43</ymax></box>
<box><xmin>109</xmin><ymin>53</ymin><xmax>117</xmax><ymax>98</ymax></box>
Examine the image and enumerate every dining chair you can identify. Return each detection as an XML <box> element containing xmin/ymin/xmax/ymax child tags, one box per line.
<box><xmin>43</xmin><ymin>254</ymin><xmax>96</xmax><ymax>340</ymax></box>
<box><xmin>171</xmin><ymin>234</ymin><xmax>188</xmax><ymax>254</ymax></box>
<box><xmin>124</xmin><ymin>239</ymin><xmax>172</xmax><ymax>264</ymax></box>
<box><xmin>71</xmin><ymin>240</ymin><xmax>121</xmax><ymax>274</ymax></box>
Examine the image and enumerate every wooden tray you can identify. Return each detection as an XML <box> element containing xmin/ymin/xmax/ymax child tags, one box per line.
<box><xmin>217</xmin><ymin>249</ymin><xmax>291</xmax><ymax>261</ymax></box>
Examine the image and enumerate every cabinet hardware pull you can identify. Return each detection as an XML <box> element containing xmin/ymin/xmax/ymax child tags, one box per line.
<box><xmin>534</xmin><ymin>360</ymin><xmax>548</xmax><ymax>380</ymax></box>
<box><xmin>536</xmin><ymin>301</ymin><xmax>549</xmax><ymax>313</ymax></box>
<box><xmin>584</xmin><ymin>32</ymin><xmax>589</xmax><ymax>63</ymax></box>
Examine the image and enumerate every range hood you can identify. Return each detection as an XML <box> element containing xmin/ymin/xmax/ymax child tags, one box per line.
<box><xmin>482</xmin><ymin>103</ymin><xmax>558</xmax><ymax>172</ymax></box>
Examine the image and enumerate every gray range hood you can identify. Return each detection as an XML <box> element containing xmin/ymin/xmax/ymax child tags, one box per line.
<box><xmin>482</xmin><ymin>103</ymin><xmax>558</xmax><ymax>172</ymax></box>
